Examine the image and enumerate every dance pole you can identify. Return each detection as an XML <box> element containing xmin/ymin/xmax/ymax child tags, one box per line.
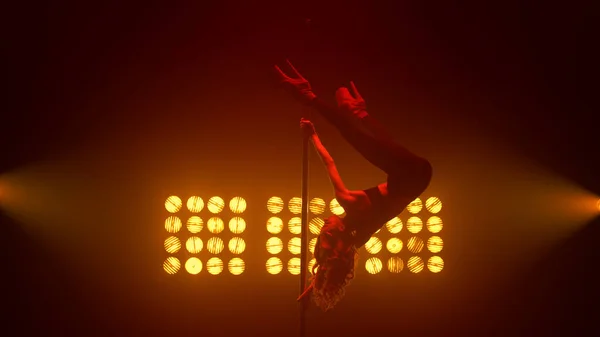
<box><xmin>299</xmin><ymin>107</ymin><xmax>311</xmax><ymax>337</ymax></box>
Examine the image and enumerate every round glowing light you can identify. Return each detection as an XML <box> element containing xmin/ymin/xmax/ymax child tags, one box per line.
<box><xmin>428</xmin><ymin>256</ymin><xmax>444</xmax><ymax>273</ymax></box>
<box><xmin>407</xmin><ymin>216</ymin><xmax>423</xmax><ymax>234</ymax></box>
<box><xmin>228</xmin><ymin>237</ymin><xmax>246</xmax><ymax>254</ymax></box>
<box><xmin>206</xmin><ymin>257</ymin><xmax>224</xmax><ymax>275</ymax></box>
<box><xmin>365</xmin><ymin>237</ymin><xmax>383</xmax><ymax>254</ymax></box>
<box><xmin>386</xmin><ymin>217</ymin><xmax>403</xmax><ymax>233</ymax></box>
<box><xmin>407</xmin><ymin>236</ymin><xmax>424</xmax><ymax>253</ymax></box>
<box><xmin>266</xmin><ymin>257</ymin><xmax>283</xmax><ymax>274</ymax></box>
<box><xmin>407</xmin><ymin>198</ymin><xmax>423</xmax><ymax>214</ymax></box>
<box><xmin>206</xmin><ymin>237</ymin><xmax>225</xmax><ymax>254</ymax></box>
<box><xmin>365</xmin><ymin>257</ymin><xmax>383</xmax><ymax>274</ymax></box>
<box><xmin>426</xmin><ymin>197</ymin><xmax>442</xmax><ymax>213</ymax></box>
<box><xmin>228</xmin><ymin>258</ymin><xmax>245</xmax><ymax>275</ymax></box>
<box><xmin>386</xmin><ymin>238</ymin><xmax>403</xmax><ymax>254</ymax></box>
<box><xmin>288</xmin><ymin>237</ymin><xmax>301</xmax><ymax>255</ymax></box>
<box><xmin>187</xmin><ymin>216</ymin><xmax>203</xmax><ymax>233</ymax></box>
<box><xmin>187</xmin><ymin>196</ymin><xmax>204</xmax><ymax>213</ymax></box>
<box><xmin>165</xmin><ymin>196</ymin><xmax>182</xmax><ymax>213</ymax></box>
<box><xmin>267</xmin><ymin>196</ymin><xmax>284</xmax><ymax>214</ymax></box>
<box><xmin>308</xmin><ymin>258</ymin><xmax>318</xmax><ymax>275</ymax></box>
<box><xmin>186</xmin><ymin>236</ymin><xmax>203</xmax><ymax>254</ymax></box>
<box><xmin>163</xmin><ymin>257</ymin><xmax>181</xmax><ymax>274</ymax></box>
<box><xmin>185</xmin><ymin>257</ymin><xmax>203</xmax><ymax>275</ymax></box>
<box><xmin>309</xmin><ymin>198</ymin><xmax>326</xmax><ymax>215</ymax></box>
<box><xmin>427</xmin><ymin>216</ymin><xmax>444</xmax><ymax>233</ymax></box>
<box><xmin>207</xmin><ymin>196</ymin><xmax>225</xmax><ymax>214</ymax></box>
<box><xmin>330</xmin><ymin>198</ymin><xmax>346</xmax><ymax>216</ymax></box>
<box><xmin>427</xmin><ymin>236</ymin><xmax>444</xmax><ymax>253</ymax></box>
<box><xmin>288</xmin><ymin>217</ymin><xmax>302</xmax><ymax>234</ymax></box>
<box><xmin>229</xmin><ymin>196</ymin><xmax>247</xmax><ymax>214</ymax></box>
<box><xmin>207</xmin><ymin>217</ymin><xmax>225</xmax><ymax>234</ymax></box>
<box><xmin>309</xmin><ymin>217</ymin><xmax>324</xmax><ymax>235</ymax></box>
<box><xmin>407</xmin><ymin>256</ymin><xmax>424</xmax><ymax>273</ymax></box>
<box><xmin>164</xmin><ymin>236</ymin><xmax>181</xmax><ymax>254</ymax></box>
<box><xmin>597</xmin><ymin>199</ymin><xmax>600</xmax><ymax>211</ymax></box>
<box><xmin>229</xmin><ymin>217</ymin><xmax>246</xmax><ymax>234</ymax></box>
<box><xmin>309</xmin><ymin>237</ymin><xmax>317</xmax><ymax>254</ymax></box>
<box><xmin>288</xmin><ymin>257</ymin><xmax>301</xmax><ymax>275</ymax></box>
<box><xmin>266</xmin><ymin>217</ymin><xmax>284</xmax><ymax>234</ymax></box>
<box><xmin>387</xmin><ymin>257</ymin><xmax>404</xmax><ymax>273</ymax></box>
<box><xmin>289</xmin><ymin>197</ymin><xmax>302</xmax><ymax>214</ymax></box>
<box><xmin>165</xmin><ymin>216</ymin><xmax>182</xmax><ymax>233</ymax></box>
<box><xmin>266</xmin><ymin>237</ymin><xmax>284</xmax><ymax>254</ymax></box>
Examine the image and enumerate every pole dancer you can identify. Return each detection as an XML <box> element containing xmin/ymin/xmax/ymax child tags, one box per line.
<box><xmin>275</xmin><ymin>60</ymin><xmax>433</xmax><ymax>311</ymax></box>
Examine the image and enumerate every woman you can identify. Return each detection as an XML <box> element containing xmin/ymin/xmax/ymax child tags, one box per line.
<box><xmin>275</xmin><ymin>60</ymin><xmax>433</xmax><ymax>311</ymax></box>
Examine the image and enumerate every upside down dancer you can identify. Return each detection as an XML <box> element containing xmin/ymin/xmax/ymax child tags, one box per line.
<box><xmin>275</xmin><ymin>60</ymin><xmax>433</xmax><ymax>311</ymax></box>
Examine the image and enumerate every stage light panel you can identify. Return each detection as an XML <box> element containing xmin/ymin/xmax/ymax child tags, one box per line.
<box><xmin>266</xmin><ymin>237</ymin><xmax>284</xmax><ymax>254</ymax></box>
<box><xmin>187</xmin><ymin>216</ymin><xmax>203</xmax><ymax>233</ymax></box>
<box><xmin>165</xmin><ymin>216</ymin><xmax>182</xmax><ymax>233</ymax></box>
<box><xmin>228</xmin><ymin>258</ymin><xmax>245</xmax><ymax>275</ymax></box>
<box><xmin>206</xmin><ymin>257</ymin><xmax>224</xmax><ymax>275</ymax></box>
<box><xmin>386</xmin><ymin>238</ymin><xmax>403</xmax><ymax>253</ymax></box>
<box><xmin>229</xmin><ymin>217</ymin><xmax>246</xmax><ymax>234</ymax></box>
<box><xmin>288</xmin><ymin>257</ymin><xmax>301</xmax><ymax>275</ymax></box>
<box><xmin>186</xmin><ymin>236</ymin><xmax>203</xmax><ymax>254</ymax></box>
<box><xmin>229</xmin><ymin>196</ymin><xmax>247</xmax><ymax>214</ymax></box>
<box><xmin>288</xmin><ymin>217</ymin><xmax>302</xmax><ymax>234</ymax></box>
<box><xmin>329</xmin><ymin>198</ymin><xmax>345</xmax><ymax>216</ymax></box>
<box><xmin>266</xmin><ymin>217</ymin><xmax>283</xmax><ymax>234</ymax></box>
<box><xmin>387</xmin><ymin>257</ymin><xmax>404</xmax><ymax>273</ymax></box>
<box><xmin>427</xmin><ymin>236</ymin><xmax>444</xmax><ymax>253</ymax></box>
<box><xmin>165</xmin><ymin>196</ymin><xmax>182</xmax><ymax>213</ymax></box>
<box><xmin>427</xmin><ymin>216</ymin><xmax>443</xmax><ymax>233</ymax></box>
<box><xmin>407</xmin><ymin>256</ymin><xmax>424</xmax><ymax>273</ymax></box>
<box><xmin>407</xmin><ymin>216</ymin><xmax>423</xmax><ymax>234</ymax></box>
<box><xmin>365</xmin><ymin>236</ymin><xmax>383</xmax><ymax>254</ymax></box>
<box><xmin>163</xmin><ymin>257</ymin><xmax>181</xmax><ymax>274</ymax></box>
<box><xmin>185</xmin><ymin>257</ymin><xmax>202</xmax><ymax>275</ymax></box>
<box><xmin>206</xmin><ymin>237</ymin><xmax>224</xmax><ymax>254</ymax></box>
<box><xmin>266</xmin><ymin>257</ymin><xmax>283</xmax><ymax>274</ymax></box>
<box><xmin>407</xmin><ymin>198</ymin><xmax>422</xmax><ymax>214</ymax></box>
<box><xmin>309</xmin><ymin>237</ymin><xmax>317</xmax><ymax>254</ymax></box>
<box><xmin>289</xmin><ymin>197</ymin><xmax>302</xmax><ymax>214</ymax></box>
<box><xmin>228</xmin><ymin>237</ymin><xmax>246</xmax><ymax>254</ymax></box>
<box><xmin>267</xmin><ymin>196</ymin><xmax>284</xmax><ymax>214</ymax></box>
<box><xmin>407</xmin><ymin>236</ymin><xmax>424</xmax><ymax>253</ymax></box>
<box><xmin>386</xmin><ymin>217</ymin><xmax>403</xmax><ymax>233</ymax></box>
<box><xmin>164</xmin><ymin>236</ymin><xmax>181</xmax><ymax>254</ymax></box>
<box><xmin>187</xmin><ymin>196</ymin><xmax>204</xmax><ymax>213</ymax></box>
<box><xmin>207</xmin><ymin>196</ymin><xmax>225</xmax><ymax>214</ymax></box>
<box><xmin>426</xmin><ymin>197</ymin><xmax>442</xmax><ymax>213</ymax></box>
<box><xmin>365</xmin><ymin>257</ymin><xmax>383</xmax><ymax>274</ymax></box>
<box><xmin>309</xmin><ymin>197</ymin><xmax>326</xmax><ymax>214</ymax></box>
<box><xmin>207</xmin><ymin>217</ymin><xmax>225</xmax><ymax>234</ymax></box>
<box><xmin>288</xmin><ymin>237</ymin><xmax>301</xmax><ymax>255</ymax></box>
<box><xmin>309</xmin><ymin>217</ymin><xmax>324</xmax><ymax>235</ymax></box>
<box><xmin>428</xmin><ymin>256</ymin><xmax>444</xmax><ymax>273</ymax></box>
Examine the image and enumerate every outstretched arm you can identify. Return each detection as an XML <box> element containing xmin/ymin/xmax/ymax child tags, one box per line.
<box><xmin>301</xmin><ymin>119</ymin><xmax>351</xmax><ymax>201</ymax></box>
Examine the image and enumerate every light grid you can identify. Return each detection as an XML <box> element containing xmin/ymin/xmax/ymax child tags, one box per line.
<box><xmin>264</xmin><ymin>195</ymin><xmax>445</xmax><ymax>275</ymax></box>
<box><xmin>162</xmin><ymin>195</ymin><xmax>248</xmax><ymax>276</ymax></box>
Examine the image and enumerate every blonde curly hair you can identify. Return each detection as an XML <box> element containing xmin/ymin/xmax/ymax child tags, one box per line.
<box><xmin>309</xmin><ymin>216</ymin><xmax>359</xmax><ymax>311</ymax></box>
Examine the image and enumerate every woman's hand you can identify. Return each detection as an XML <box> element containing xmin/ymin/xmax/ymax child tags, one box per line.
<box><xmin>274</xmin><ymin>60</ymin><xmax>317</xmax><ymax>103</ymax></box>
<box><xmin>300</xmin><ymin>118</ymin><xmax>316</xmax><ymax>136</ymax></box>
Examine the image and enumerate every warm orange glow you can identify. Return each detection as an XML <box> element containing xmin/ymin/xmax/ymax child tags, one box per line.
<box><xmin>289</xmin><ymin>197</ymin><xmax>302</xmax><ymax>214</ymax></box>
<box><xmin>206</xmin><ymin>257</ymin><xmax>224</xmax><ymax>275</ymax></box>
<box><xmin>228</xmin><ymin>237</ymin><xmax>246</xmax><ymax>254</ymax></box>
<box><xmin>288</xmin><ymin>257</ymin><xmax>301</xmax><ymax>275</ymax></box>
<box><xmin>407</xmin><ymin>198</ymin><xmax>423</xmax><ymax>214</ymax></box>
<box><xmin>427</xmin><ymin>216</ymin><xmax>443</xmax><ymax>233</ymax></box>
<box><xmin>309</xmin><ymin>197</ymin><xmax>326</xmax><ymax>214</ymax></box>
<box><xmin>329</xmin><ymin>198</ymin><xmax>346</xmax><ymax>216</ymax></box>
<box><xmin>229</xmin><ymin>196</ymin><xmax>247</xmax><ymax>214</ymax></box>
<box><xmin>428</xmin><ymin>256</ymin><xmax>444</xmax><ymax>273</ymax></box>
<box><xmin>597</xmin><ymin>199</ymin><xmax>600</xmax><ymax>211</ymax></box>
<box><xmin>407</xmin><ymin>236</ymin><xmax>424</xmax><ymax>253</ymax></box>
<box><xmin>365</xmin><ymin>237</ymin><xmax>383</xmax><ymax>254</ymax></box>
<box><xmin>365</xmin><ymin>257</ymin><xmax>383</xmax><ymax>274</ymax></box>
<box><xmin>407</xmin><ymin>256</ymin><xmax>424</xmax><ymax>273</ymax></box>
<box><xmin>386</xmin><ymin>238</ymin><xmax>403</xmax><ymax>253</ymax></box>
<box><xmin>266</xmin><ymin>237</ymin><xmax>283</xmax><ymax>254</ymax></box>
<box><xmin>266</xmin><ymin>217</ymin><xmax>284</xmax><ymax>234</ymax></box>
<box><xmin>165</xmin><ymin>216</ymin><xmax>182</xmax><ymax>233</ymax></box>
<box><xmin>266</xmin><ymin>257</ymin><xmax>283</xmax><ymax>274</ymax></box>
<box><xmin>187</xmin><ymin>216</ymin><xmax>203</xmax><ymax>233</ymax></box>
<box><xmin>387</xmin><ymin>257</ymin><xmax>404</xmax><ymax>273</ymax></box>
<box><xmin>186</xmin><ymin>237</ymin><xmax>203</xmax><ymax>254</ymax></box>
<box><xmin>426</xmin><ymin>197</ymin><xmax>442</xmax><ymax>213</ymax></box>
<box><xmin>267</xmin><ymin>196</ymin><xmax>284</xmax><ymax>214</ymax></box>
<box><xmin>288</xmin><ymin>237</ymin><xmax>301</xmax><ymax>255</ymax></box>
<box><xmin>163</xmin><ymin>257</ymin><xmax>181</xmax><ymax>274</ymax></box>
<box><xmin>309</xmin><ymin>237</ymin><xmax>317</xmax><ymax>254</ymax></box>
<box><xmin>309</xmin><ymin>217</ymin><xmax>324</xmax><ymax>235</ymax></box>
<box><xmin>187</xmin><ymin>196</ymin><xmax>204</xmax><ymax>213</ymax></box>
<box><xmin>288</xmin><ymin>217</ymin><xmax>302</xmax><ymax>234</ymax></box>
<box><xmin>185</xmin><ymin>257</ymin><xmax>202</xmax><ymax>275</ymax></box>
<box><xmin>228</xmin><ymin>258</ymin><xmax>245</xmax><ymax>275</ymax></box>
<box><xmin>308</xmin><ymin>258</ymin><xmax>317</xmax><ymax>274</ymax></box>
<box><xmin>385</xmin><ymin>217</ymin><xmax>403</xmax><ymax>233</ymax></box>
<box><xmin>207</xmin><ymin>196</ymin><xmax>225</xmax><ymax>214</ymax></box>
<box><xmin>206</xmin><ymin>237</ymin><xmax>224</xmax><ymax>254</ymax></box>
<box><xmin>164</xmin><ymin>236</ymin><xmax>181</xmax><ymax>254</ymax></box>
<box><xmin>427</xmin><ymin>236</ymin><xmax>444</xmax><ymax>253</ymax></box>
<box><xmin>207</xmin><ymin>217</ymin><xmax>225</xmax><ymax>234</ymax></box>
<box><xmin>165</xmin><ymin>196</ymin><xmax>182</xmax><ymax>213</ymax></box>
<box><xmin>228</xmin><ymin>217</ymin><xmax>246</xmax><ymax>234</ymax></box>
<box><xmin>407</xmin><ymin>216</ymin><xmax>423</xmax><ymax>234</ymax></box>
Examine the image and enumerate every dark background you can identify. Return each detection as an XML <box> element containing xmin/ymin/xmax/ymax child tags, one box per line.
<box><xmin>2</xmin><ymin>1</ymin><xmax>597</xmax><ymax>336</ymax></box>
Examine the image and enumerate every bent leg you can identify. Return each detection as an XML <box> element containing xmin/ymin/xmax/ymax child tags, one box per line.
<box><xmin>310</xmin><ymin>97</ymin><xmax>424</xmax><ymax>175</ymax></box>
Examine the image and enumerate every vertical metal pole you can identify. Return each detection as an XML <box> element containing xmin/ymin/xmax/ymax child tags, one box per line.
<box><xmin>299</xmin><ymin>109</ymin><xmax>310</xmax><ymax>337</ymax></box>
